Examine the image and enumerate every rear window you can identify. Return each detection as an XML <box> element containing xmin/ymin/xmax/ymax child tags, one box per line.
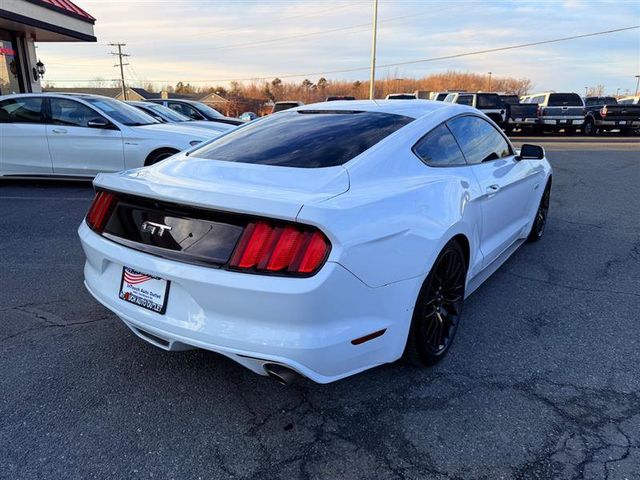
<box><xmin>585</xmin><ymin>97</ymin><xmax>617</xmax><ymax>106</ymax></box>
<box><xmin>192</xmin><ymin>110</ymin><xmax>414</xmax><ymax>168</ymax></box>
<box><xmin>476</xmin><ymin>94</ymin><xmax>502</xmax><ymax>108</ymax></box>
<box><xmin>548</xmin><ymin>93</ymin><xmax>583</xmax><ymax>107</ymax></box>
<box><xmin>500</xmin><ymin>95</ymin><xmax>519</xmax><ymax>105</ymax></box>
<box><xmin>272</xmin><ymin>103</ymin><xmax>301</xmax><ymax>113</ymax></box>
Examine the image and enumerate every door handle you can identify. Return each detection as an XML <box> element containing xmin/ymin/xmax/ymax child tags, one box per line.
<box><xmin>51</xmin><ymin>128</ymin><xmax>67</xmax><ymax>134</ymax></box>
<box><xmin>486</xmin><ymin>184</ymin><xmax>500</xmax><ymax>196</ymax></box>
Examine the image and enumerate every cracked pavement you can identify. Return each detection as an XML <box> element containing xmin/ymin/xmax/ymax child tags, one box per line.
<box><xmin>1</xmin><ymin>137</ymin><xmax>639</xmax><ymax>479</ymax></box>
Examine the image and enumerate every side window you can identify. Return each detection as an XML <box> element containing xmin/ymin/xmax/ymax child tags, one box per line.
<box><xmin>447</xmin><ymin>116</ymin><xmax>512</xmax><ymax>165</ymax></box>
<box><xmin>169</xmin><ymin>103</ymin><xmax>202</xmax><ymax>120</ymax></box>
<box><xmin>456</xmin><ymin>95</ymin><xmax>474</xmax><ymax>106</ymax></box>
<box><xmin>0</xmin><ymin>97</ymin><xmax>43</xmax><ymax>124</ymax></box>
<box><xmin>49</xmin><ymin>98</ymin><xmax>102</xmax><ymax>127</ymax></box>
<box><xmin>413</xmin><ymin>123</ymin><xmax>466</xmax><ymax>167</ymax></box>
<box><xmin>443</xmin><ymin>94</ymin><xmax>456</xmax><ymax>103</ymax></box>
<box><xmin>533</xmin><ymin>95</ymin><xmax>545</xmax><ymax>105</ymax></box>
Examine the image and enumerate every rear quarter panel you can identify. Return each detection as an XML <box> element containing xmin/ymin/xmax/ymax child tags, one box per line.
<box><xmin>297</xmin><ymin>115</ymin><xmax>484</xmax><ymax>289</ymax></box>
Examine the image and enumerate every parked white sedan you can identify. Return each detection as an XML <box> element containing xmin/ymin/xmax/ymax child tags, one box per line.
<box><xmin>79</xmin><ymin>100</ymin><xmax>552</xmax><ymax>384</ymax></box>
<box><xmin>0</xmin><ymin>93</ymin><xmax>218</xmax><ymax>178</ymax></box>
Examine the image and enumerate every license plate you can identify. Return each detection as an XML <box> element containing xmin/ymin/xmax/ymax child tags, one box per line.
<box><xmin>620</xmin><ymin>121</ymin><xmax>627</xmax><ymax>125</ymax></box>
<box><xmin>559</xmin><ymin>120</ymin><xmax>567</xmax><ymax>124</ymax></box>
<box><xmin>525</xmin><ymin>118</ymin><xmax>535</xmax><ymax>123</ymax></box>
<box><xmin>119</xmin><ymin>267</ymin><xmax>170</xmax><ymax>314</ymax></box>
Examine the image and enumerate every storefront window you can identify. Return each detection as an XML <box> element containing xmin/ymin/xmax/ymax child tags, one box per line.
<box><xmin>0</xmin><ymin>31</ymin><xmax>22</xmax><ymax>95</ymax></box>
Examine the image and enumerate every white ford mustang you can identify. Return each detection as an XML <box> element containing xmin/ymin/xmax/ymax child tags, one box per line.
<box><xmin>79</xmin><ymin>100</ymin><xmax>552</xmax><ymax>384</ymax></box>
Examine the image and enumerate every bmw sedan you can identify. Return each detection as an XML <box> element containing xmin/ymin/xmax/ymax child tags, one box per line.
<box><xmin>126</xmin><ymin>101</ymin><xmax>235</xmax><ymax>134</ymax></box>
<box><xmin>79</xmin><ymin>100</ymin><xmax>552</xmax><ymax>384</ymax></box>
<box><xmin>0</xmin><ymin>94</ymin><xmax>220</xmax><ymax>178</ymax></box>
<box><xmin>147</xmin><ymin>99</ymin><xmax>244</xmax><ymax>126</ymax></box>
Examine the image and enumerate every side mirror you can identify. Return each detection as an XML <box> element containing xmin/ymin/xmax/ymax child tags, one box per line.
<box><xmin>517</xmin><ymin>143</ymin><xmax>545</xmax><ymax>160</ymax></box>
<box><xmin>87</xmin><ymin>118</ymin><xmax>110</xmax><ymax>129</ymax></box>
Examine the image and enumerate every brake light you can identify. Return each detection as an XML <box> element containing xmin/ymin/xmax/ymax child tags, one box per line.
<box><xmin>600</xmin><ymin>105</ymin><xmax>608</xmax><ymax>118</ymax></box>
<box><xmin>230</xmin><ymin>221</ymin><xmax>330</xmax><ymax>275</ymax></box>
<box><xmin>537</xmin><ymin>105</ymin><xmax>543</xmax><ymax>117</ymax></box>
<box><xmin>86</xmin><ymin>191</ymin><xmax>117</xmax><ymax>233</ymax></box>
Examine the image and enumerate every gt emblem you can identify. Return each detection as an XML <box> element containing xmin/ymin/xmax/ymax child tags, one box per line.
<box><xmin>140</xmin><ymin>221</ymin><xmax>172</xmax><ymax>237</ymax></box>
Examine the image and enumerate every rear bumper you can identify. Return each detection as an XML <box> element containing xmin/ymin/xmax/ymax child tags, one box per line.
<box><xmin>595</xmin><ymin>120</ymin><xmax>640</xmax><ymax>127</ymax></box>
<box><xmin>540</xmin><ymin>116</ymin><xmax>584</xmax><ymax>126</ymax></box>
<box><xmin>508</xmin><ymin>118</ymin><xmax>537</xmax><ymax>125</ymax></box>
<box><xmin>79</xmin><ymin>222</ymin><xmax>419</xmax><ymax>383</ymax></box>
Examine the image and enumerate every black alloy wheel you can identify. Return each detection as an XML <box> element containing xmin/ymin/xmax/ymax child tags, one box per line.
<box><xmin>404</xmin><ymin>240</ymin><xmax>467</xmax><ymax>365</ymax></box>
<box><xmin>527</xmin><ymin>182</ymin><xmax>551</xmax><ymax>242</ymax></box>
<box><xmin>146</xmin><ymin>149</ymin><xmax>179</xmax><ymax>166</ymax></box>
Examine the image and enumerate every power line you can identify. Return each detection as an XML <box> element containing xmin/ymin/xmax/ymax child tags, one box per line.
<box><xmin>184</xmin><ymin>9</ymin><xmax>446</xmax><ymax>53</ymax></box>
<box><xmin>51</xmin><ymin>25</ymin><xmax>639</xmax><ymax>84</ymax></box>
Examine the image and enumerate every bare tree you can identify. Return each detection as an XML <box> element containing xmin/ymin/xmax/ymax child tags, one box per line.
<box><xmin>586</xmin><ymin>84</ymin><xmax>606</xmax><ymax>97</ymax></box>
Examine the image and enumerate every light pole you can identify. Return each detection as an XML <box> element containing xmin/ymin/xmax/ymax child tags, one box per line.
<box><xmin>635</xmin><ymin>75</ymin><xmax>640</xmax><ymax>96</ymax></box>
<box><xmin>368</xmin><ymin>0</ymin><xmax>379</xmax><ymax>100</ymax></box>
<box><xmin>487</xmin><ymin>72</ymin><xmax>492</xmax><ymax>91</ymax></box>
<box><xmin>616</xmin><ymin>87</ymin><xmax>620</xmax><ymax>97</ymax></box>
<box><xmin>584</xmin><ymin>86</ymin><xmax>588</xmax><ymax>97</ymax></box>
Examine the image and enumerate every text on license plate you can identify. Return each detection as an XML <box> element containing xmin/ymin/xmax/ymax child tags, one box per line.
<box><xmin>119</xmin><ymin>267</ymin><xmax>170</xmax><ymax>314</ymax></box>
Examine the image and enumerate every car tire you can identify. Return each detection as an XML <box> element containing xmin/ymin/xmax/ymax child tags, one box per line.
<box><xmin>583</xmin><ymin>118</ymin><xmax>597</xmax><ymax>136</ymax></box>
<box><xmin>145</xmin><ymin>148</ymin><xmax>179</xmax><ymax>166</ymax></box>
<box><xmin>527</xmin><ymin>181</ymin><xmax>551</xmax><ymax>242</ymax></box>
<box><xmin>403</xmin><ymin>239</ymin><xmax>467</xmax><ymax>366</ymax></box>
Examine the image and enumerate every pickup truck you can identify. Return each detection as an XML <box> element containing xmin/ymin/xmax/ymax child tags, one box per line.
<box><xmin>583</xmin><ymin>96</ymin><xmax>640</xmax><ymax>136</ymax></box>
<box><xmin>521</xmin><ymin>92</ymin><xmax>584</xmax><ymax>134</ymax></box>
<box><xmin>443</xmin><ymin>92</ymin><xmax>506</xmax><ymax>125</ymax></box>
<box><xmin>499</xmin><ymin>94</ymin><xmax>539</xmax><ymax>134</ymax></box>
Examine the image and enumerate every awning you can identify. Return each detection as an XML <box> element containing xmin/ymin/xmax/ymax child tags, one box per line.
<box><xmin>0</xmin><ymin>0</ymin><xmax>96</xmax><ymax>42</ymax></box>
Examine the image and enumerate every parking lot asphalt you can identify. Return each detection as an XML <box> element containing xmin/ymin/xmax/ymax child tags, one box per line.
<box><xmin>1</xmin><ymin>137</ymin><xmax>639</xmax><ymax>480</ymax></box>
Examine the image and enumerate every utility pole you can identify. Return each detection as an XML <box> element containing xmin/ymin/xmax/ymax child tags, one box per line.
<box><xmin>368</xmin><ymin>0</ymin><xmax>378</xmax><ymax>100</ymax></box>
<box><xmin>635</xmin><ymin>75</ymin><xmax>640</xmax><ymax>96</ymax></box>
<box><xmin>584</xmin><ymin>86</ymin><xmax>588</xmax><ymax>97</ymax></box>
<box><xmin>109</xmin><ymin>42</ymin><xmax>130</xmax><ymax>100</ymax></box>
<box><xmin>487</xmin><ymin>72</ymin><xmax>492</xmax><ymax>91</ymax></box>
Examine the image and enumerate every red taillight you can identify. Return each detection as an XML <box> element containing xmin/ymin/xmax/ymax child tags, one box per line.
<box><xmin>85</xmin><ymin>191</ymin><xmax>117</xmax><ymax>233</ymax></box>
<box><xmin>600</xmin><ymin>105</ymin><xmax>608</xmax><ymax>118</ymax></box>
<box><xmin>536</xmin><ymin>105</ymin><xmax>543</xmax><ymax>117</ymax></box>
<box><xmin>230</xmin><ymin>221</ymin><xmax>330</xmax><ymax>276</ymax></box>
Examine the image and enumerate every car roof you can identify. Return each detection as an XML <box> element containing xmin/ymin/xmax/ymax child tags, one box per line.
<box><xmin>0</xmin><ymin>92</ymin><xmax>115</xmax><ymax>100</ymax></box>
<box><xmin>147</xmin><ymin>98</ymin><xmax>199</xmax><ymax>105</ymax></box>
<box><xmin>295</xmin><ymin>99</ymin><xmax>456</xmax><ymax>119</ymax></box>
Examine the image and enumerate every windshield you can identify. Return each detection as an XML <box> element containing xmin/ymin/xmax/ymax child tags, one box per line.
<box><xmin>145</xmin><ymin>103</ymin><xmax>191</xmax><ymax>122</ymax></box>
<box><xmin>191</xmin><ymin>102</ymin><xmax>223</xmax><ymax>118</ymax></box>
<box><xmin>191</xmin><ymin>110</ymin><xmax>413</xmax><ymax>168</ymax></box>
<box><xmin>82</xmin><ymin>97</ymin><xmax>159</xmax><ymax>126</ymax></box>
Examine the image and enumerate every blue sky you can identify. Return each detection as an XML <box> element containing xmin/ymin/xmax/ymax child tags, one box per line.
<box><xmin>39</xmin><ymin>0</ymin><xmax>640</xmax><ymax>95</ymax></box>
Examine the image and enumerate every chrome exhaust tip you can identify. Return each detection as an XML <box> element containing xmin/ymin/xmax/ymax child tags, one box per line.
<box><xmin>264</xmin><ymin>363</ymin><xmax>299</xmax><ymax>386</ymax></box>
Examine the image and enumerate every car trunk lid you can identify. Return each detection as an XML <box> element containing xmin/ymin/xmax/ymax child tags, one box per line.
<box><xmin>93</xmin><ymin>156</ymin><xmax>350</xmax><ymax>221</ymax></box>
